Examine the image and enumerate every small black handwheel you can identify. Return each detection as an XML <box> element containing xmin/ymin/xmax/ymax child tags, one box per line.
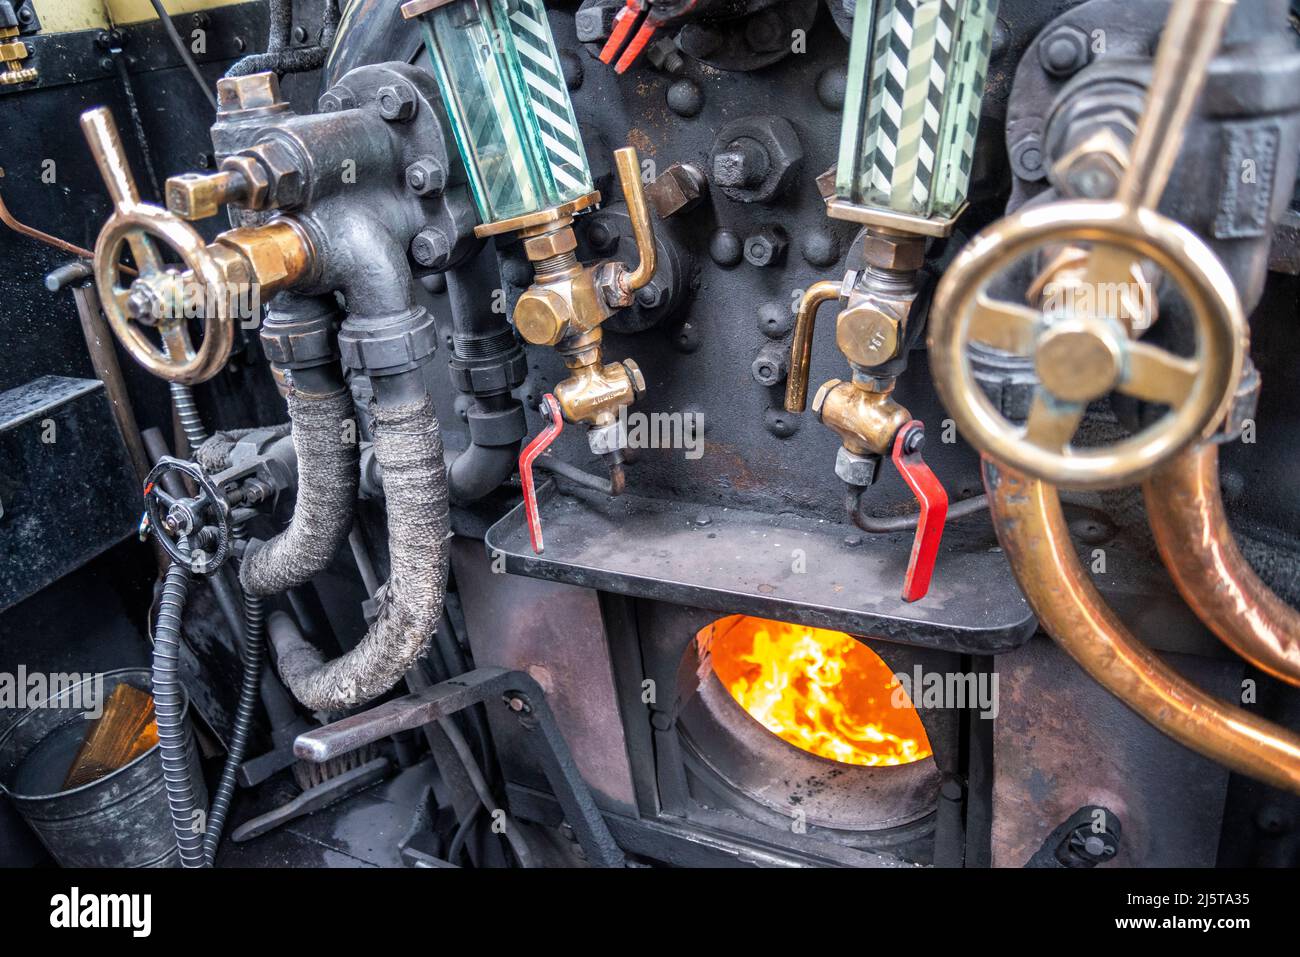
<box><xmin>143</xmin><ymin>456</ymin><xmax>232</xmax><ymax>574</ymax></box>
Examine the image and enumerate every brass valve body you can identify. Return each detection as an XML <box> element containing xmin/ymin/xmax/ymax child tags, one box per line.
<box><xmin>813</xmin><ymin>378</ymin><xmax>913</xmax><ymax>457</ymax></box>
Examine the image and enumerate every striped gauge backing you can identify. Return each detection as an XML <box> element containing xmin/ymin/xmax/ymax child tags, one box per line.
<box><xmin>835</xmin><ymin>0</ymin><xmax>999</xmax><ymax>222</ymax></box>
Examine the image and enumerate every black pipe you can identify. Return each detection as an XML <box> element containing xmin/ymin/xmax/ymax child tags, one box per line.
<box><xmin>444</xmin><ymin>249</ymin><xmax>527</xmax><ymax>502</ymax></box>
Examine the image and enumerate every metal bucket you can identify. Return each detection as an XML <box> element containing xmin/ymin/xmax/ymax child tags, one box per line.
<box><xmin>0</xmin><ymin>667</ymin><xmax>204</xmax><ymax>867</ymax></box>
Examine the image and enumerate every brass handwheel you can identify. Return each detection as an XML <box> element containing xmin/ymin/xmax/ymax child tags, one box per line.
<box><xmin>929</xmin><ymin>0</ymin><xmax>1247</xmax><ymax>490</ymax></box>
<box><xmin>929</xmin><ymin>200</ymin><xmax>1245</xmax><ymax>489</ymax></box>
<box><xmin>82</xmin><ymin>107</ymin><xmax>235</xmax><ymax>385</ymax></box>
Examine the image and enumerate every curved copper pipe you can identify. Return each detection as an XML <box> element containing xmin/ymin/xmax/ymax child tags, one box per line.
<box><xmin>983</xmin><ymin>457</ymin><xmax>1300</xmax><ymax>794</ymax></box>
<box><xmin>784</xmin><ymin>279</ymin><xmax>841</xmax><ymax>413</ymax></box>
<box><xmin>1144</xmin><ymin>444</ymin><xmax>1300</xmax><ymax>687</ymax></box>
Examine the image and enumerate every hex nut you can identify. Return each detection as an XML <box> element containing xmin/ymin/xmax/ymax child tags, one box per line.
<box><xmin>835</xmin><ymin>446</ymin><xmax>880</xmax><ymax>487</ymax></box>
<box><xmin>861</xmin><ymin>232</ymin><xmax>926</xmax><ymax>271</ymax></box>
<box><xmin>376</xmin><ymin>82</ymin><xmax>417</xmax><ymax>121</ymax></box>
<box><xmin>217</xmin><ymin>72</ymin><xmax>284</xmax><ymax>111</ymax></box>
<box><xmin>219</xmin><ymin>154</ymin><xmax>270</xmax><ymax>209</ymax></box>
<box><xmin>645</xmin><ymin>163</ymin><xmax>706</xmax><ymax>219</ymax></box>
<box><xmin>588</xmin><ymin>421</ymin><xmax>627</xmax><ymax>455</ymax></box>
<box><xmin>836</xmin><ymin>294</ymin><xmax>910</xmax><ymax>368</ymax></box>
<box><xmin>751</xmin><ymin>341</ymin><xmax>789</xmax><ymax>386</ymax></box>
<box><xmin>513</xmin><ymin>287</ymin><xmax>571</xmax><ymax>346</ymax></box>
<box><xmin>405</xmin><ymin>156</ymin><xmax>446</xmax><ymax>197</ymax></box>
<box><xmin>744</xmin><ymin>226</ymin><xmax>789</xmax><ymax>267</ymax></box>
<box><xmin>246</xmin><ymin>140</ymin><xmax>304</xmax><ymax>208</ymax></box>
<box><xmin>523</xmin><ymin>228</ymin><xmax>578</xmax><ymax>262</ymax></box>
<box><xmin>410</xmin><ymin>227</ymin><xmax>453</xmax><ymax>269</ymax></box>
<box><xmin>317</xmin><ymin>86</ymin><xmax>357</xmax><ymax>113</ymax></box>
<box><xmin>710</xmin><ymin>116</ymin><xmax>803</xmax><ymax>204</ymax></box>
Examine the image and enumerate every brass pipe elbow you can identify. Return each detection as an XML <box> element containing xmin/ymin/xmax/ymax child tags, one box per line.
<box><xmin>984</xmin><ymin>457</ymin><xmax>1300</xmax><ymax>795</ymax></box>
<box><xmin>1144</xmin><ymin>444</ymin><xmax>1300</xmax><ymax>688</ymax></box>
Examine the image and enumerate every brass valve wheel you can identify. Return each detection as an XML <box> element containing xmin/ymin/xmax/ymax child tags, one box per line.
<box><xmin>929</xmin><ymin>0</ymin><xmax>1247</xmax><ymax>490</ymax></box>
<box><xmin>929</xmin><ymin>201</ymin><xmax>1245</xmax><ymax>489</ymax></box>
<box><xmin>81</xmin><ymin>107</ymin><xmax>235</xmax><ymax>385</ymax></box>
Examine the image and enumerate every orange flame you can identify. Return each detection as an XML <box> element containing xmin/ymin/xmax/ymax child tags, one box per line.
<box><xmin>703</xmin><ymin>615</ymin><xmax>931</xmax><ymax>767</ymax></box>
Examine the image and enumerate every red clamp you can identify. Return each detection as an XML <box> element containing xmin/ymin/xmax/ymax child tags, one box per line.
<box><xmin>599</xmin><ymin>0</ymin><xmax>661</xmax><ymax>74</ymax></box>
<box><xmin>891</xmin><ymin>420</ymin><xmax>949</xmax><ymax>603</ymax></box>
<box><xmin>519</xmin><ymin>394</ymin><xmax>564</xmax><ymax>554</ymax></box>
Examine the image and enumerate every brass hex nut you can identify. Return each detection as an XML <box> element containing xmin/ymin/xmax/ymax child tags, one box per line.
<box><xmin>216</xmin><ymin>72</ymin><xmax>284</xmax><ymax>112</ymax></box>
<box><xmin>513</xmin><ymin>287</ymin><xmax>571</xmax><ymax>347</ymax></box>
<box><xmin>861</xmin><ymin>232</ymin><xmax>926</xmax><ymax>271</ymax></box>
<box><xmin>836</xmin><ymin>294</ymin><xmax>909</xmax><ymax>367</ymax></box>
<box><xmin>216</xmin><ymin>226</ymin><xmax>297</xmax><ymax>292</ymax></box>
<box><xmin>523</xmin><ymin>228</ymin><xmax>578</xmax><ymax>262</ymax></box>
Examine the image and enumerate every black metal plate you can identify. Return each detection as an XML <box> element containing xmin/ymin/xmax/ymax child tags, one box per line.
<box><xmin>485</xmin><ymin>483</ymin><xmax>1036</xmax><ymax>654</ymax></box>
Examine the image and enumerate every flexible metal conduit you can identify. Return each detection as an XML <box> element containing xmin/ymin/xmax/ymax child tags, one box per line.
<box><xmin>170</xmin><ymin>383</ymin><xmax>209</xmax><ymax>453</ymax></box>
<box><xmin>1144</xmin><ymin>444</ymin><xmax>1300</xmax><ymax>688</ymax></box>
<box><xmin>983</xmin><ymin>457</ymin><xmax>1300</xmax><ymax>795</ymax></box>
<box><xmin>201</xmin><ymin>591</ymin><xmax>265</xmax><ymax>864</ymax></box>
<box><xmin>152</xmin><ymin>546</ymin><xmax>207</xmax><ymax>867</ymax></box>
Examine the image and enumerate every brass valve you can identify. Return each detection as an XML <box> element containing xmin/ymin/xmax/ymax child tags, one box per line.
<box><xmin>785</xmin><ymin>229</ymin><xmax>926</xmax><ymax>470</ymax></box>
<box><xmin>81</xmin><ymin>108</ymin><xmax>314</xmax><ymax>385</ymax></box>
<box><xmin>926</xmin><ymin>0</ymin><xmax>1246</xmax><ymax>490</ymax></box>
<box><xmin>508</xmin><ymin>146</ymin><xmax>657</xmax><ymax>452</ymax></box>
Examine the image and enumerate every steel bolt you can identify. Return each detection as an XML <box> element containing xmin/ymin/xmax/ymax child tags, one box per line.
<box><xmin>743</xmin><ymin>226</ymin><xmax>789</xmax><ymax>267</ymax></box>
<box><xmin>376</xmin><ymin>82</ymin><xmax>417</xmax><ymax>121</ymax></box>
<box><xmin>575</xmin><ymin>7</ymin><xmax>616</xmax><ymax>42</ymax></box>
<box><xmin>410</xmin><ymin>227</ymin><xmax>452</xmax><ymax>268</ymax></box>
<box><xmin>405</xmin><ymin>156</ymin><xmax>446</xmax><ymax>197</ymax></box>
<box><xmin>1038</xmin><ymin>24</ymin><xmax>1091</xmax><ymax>78</ymax></box>
<box><xmin>713</xmin><ymin>139</ymin><xmax>770</xmax><ymax>189</ymax></box>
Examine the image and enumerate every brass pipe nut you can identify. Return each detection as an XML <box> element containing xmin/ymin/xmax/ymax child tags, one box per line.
<box><xmin>588</xmin><ymin>422</ymin><xmax>627</xmax><ymax>455</ymax></box>
<box><xmin>214</xmin><ymin>220</ymin><xmax>311</xmax><ymax>295</ymax></box>
<box><xmin>514</xmin><ymin>287</ymin><xmax>572</xmax><ymax>346</ymax></box>
<box><xmin>523</xmin><ymin>228</ymin><xmax>577</xmax><ymax>261</ymax></box>
<box><xmin>836</xmin><ymin>293</ymin><xmax>910</xmax><ymax>368</ymax></box>
<box><xmin>861</xmin><ymin>232</ymin><xmax>926</xmax><ymax>271</ymax></box>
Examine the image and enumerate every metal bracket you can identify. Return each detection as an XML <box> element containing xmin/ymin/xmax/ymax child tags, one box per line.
<box><xmin>292</xmin><ymin>666</ymin><xmax>626</xmax><ymax>868</ymax></box>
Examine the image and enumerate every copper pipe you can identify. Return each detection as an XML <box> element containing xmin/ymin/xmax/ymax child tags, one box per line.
<box><xmin>983</xmin><ymin>457</ymin><xmax>1300</xmax><ymax>794</ymax></box>
<box><xmin>0</xmin><ymin>189</ymin><xmax>95</xmax><ymax>261</ymax></box>
<box><xmin>1144</xmin><ymin>444</ymin><xmax>1300</xmax><ymax>687</ymax></box>
<box><xmin>784</xmin><ymin>279</ymin><xmax>841</xmax><ymax>413</ymax></box>
<box><xmin>1</xmin><ymin>185</ymin><xmax>136</xmax><ymax>277</ymax></box>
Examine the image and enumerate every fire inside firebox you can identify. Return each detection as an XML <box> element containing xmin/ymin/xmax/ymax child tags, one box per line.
<box><xmin>702</xmin><ymin>616</ymin><xmax>932</xmax><ymax>768</ymax></box>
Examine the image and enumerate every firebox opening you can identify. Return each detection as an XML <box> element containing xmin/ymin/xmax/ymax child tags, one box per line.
<box><xmin>698</xmin><ymin>615</ymin><xmax>932</xmax><ymax>768</ymax></box>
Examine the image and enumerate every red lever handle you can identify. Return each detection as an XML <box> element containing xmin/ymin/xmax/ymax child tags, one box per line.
<box><xmin>599</xmin><ymin>0</ymin><xmax>660</xmax><ymax>74</ymax></box>
<box><xmin>891</xmin><ymin>420</ymin><xmax>949</xmax><ymax>603</ymax></box>
<box><xmin>519</xmin><ymin>394</ymin><xmax>564</xmax><ymax>554</ymax></box>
